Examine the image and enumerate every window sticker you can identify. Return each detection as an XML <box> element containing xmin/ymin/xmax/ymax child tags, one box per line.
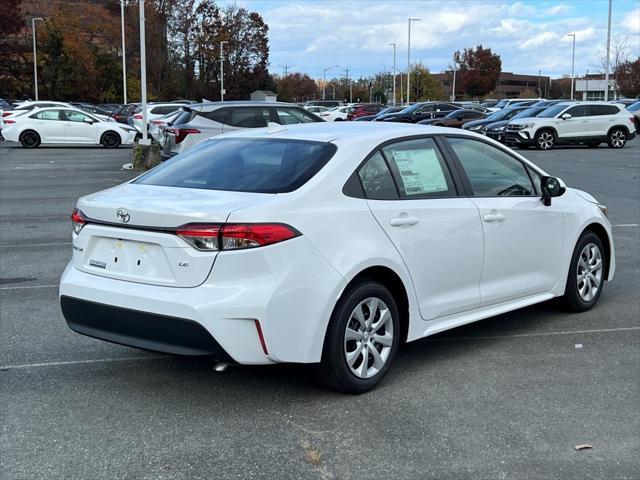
<box><xmin>391</xmin><ymin>148</ymin><xmax>448</xmax><ymax>195</ymax></box>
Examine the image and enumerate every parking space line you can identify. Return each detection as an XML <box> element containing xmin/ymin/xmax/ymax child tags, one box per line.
<box><xmin>0</xmin><ymin>242</ymin><xmax>71</xmax><ymax>248</ymax></box>
<box><xmin>612</xmin><ymin>224</ymin><xmax>639</xmax><ymax>227</ymax></box>
<box><xmin>0</xmin><ymin>355</ymin><xmax>166</xmax><ymax>371</ymax></box>
<box><xmin>428</xmin><ymin>326</ymin><xmax>640</xmax><ymax>342</ymax></box>
<box><xmin>0</xmin><ymin>284</ymin><xmax>58</xmax><ymax>290</ymax></box>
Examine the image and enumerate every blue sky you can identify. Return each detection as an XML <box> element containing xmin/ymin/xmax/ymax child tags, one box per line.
<box><xmin>222</xmin><ymin>0</ymin><xmax>640</xmax><ymax>79</ymax></box>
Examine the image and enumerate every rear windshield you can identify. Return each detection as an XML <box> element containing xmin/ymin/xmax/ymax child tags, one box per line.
<box><xmin>135</xmin><ymin>138</ymin><xmax>337</xmax><ymax>193</ymax></box>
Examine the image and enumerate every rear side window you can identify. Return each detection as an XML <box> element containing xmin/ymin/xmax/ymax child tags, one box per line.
<box><xmin>31</xmin><ymin>110</ymin><xmax>62</xmax><ymax>120</ymax></box>
<box><xmin>588</xmin><ymin>105</ymin><xmax>619</xmax><ymax>116</ymax></box>
<box><xmin>197</xmin><ymin>108</ymin><xmax>227</xmax><ymax>123</ymax></box>
<box><xmin>172</xmin><ymin>109</ymin><xmax>195</xmax><ymax>126</ymax></box>
<box><xmin>135</xmin><ymin>138</ymin><xmax>336</xmax><ymax>193</ymax></box>
<box><xmin>228</xmin><ymin>107</ymin><xmax>270</xmax><ymax>127</ymax></box>
<box><xmin>358</xmin><ymin>152</ymin><xmax>398</xmax><ymax>200</ymax></box>
<box><xmin>447</xmin><ymin>137</ymin><xmax>535</xmax><ymax>196</ymax></box>
<box><xmin>382</xmin><ymin>138</ymin><xmax>455</xmax><ymax>197</ymax></box>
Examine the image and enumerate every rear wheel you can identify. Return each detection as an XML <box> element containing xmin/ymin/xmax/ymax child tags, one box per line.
<box><xmin>19</xmin><ymin>130</ymin><xmax>41</xmax><ymax>148</ymax></box>
<box><xmin>101</xmin><ymin>131</ymin><xmax>121</xmax><ymax>149</ymax></box>
<box><xmin>562</xmin><ymin>232</ymin><xmax>606</xmax><ymax>312</ymax></box>
<box><xmin>319</xmin><ymin>281</ymin><xmax>400</xmax><ymax>394</ymax></box>
<box><xmin>535</xmin><ymin>130</ymin><xmax>555</xmax><ymax>150</ymax></box>
<box><xmin>607</xmin><ymin>128</ymin><xmax>626</xmax><ymax>149</ymax></box>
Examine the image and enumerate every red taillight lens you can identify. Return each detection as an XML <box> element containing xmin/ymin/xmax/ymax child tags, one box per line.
<box><xmin>1</xmin><ymin>112</ymin><xmax>12</xmax><ymax>117</ymax></box>
<box><xmin>71</xmin><ymin>208</ymin><xmax>87</xmax><ymax>235</ymax></box>
<box><xmin>133</xmin><ymin>114</ymin><xmax>143</xmax><ymax>120</ymax></box>
<box><xmin>166</xmin><ymin>128</ymin><xmax>200</xmax><ymax>144</ymax></box>
<box><xmin>176</xmin><ymin>224</ymin><xmax>221</xmax><ymax>251</ymax></box>
<box><xmin>175</xmin><ymin>223</ymin><xmax>300</xmax><ymax>251</ymax></box>
<box><xmin>220</xmin><ymin>224</ymin><xmax>299</xmax><ymax>250</ymax></box>
<box><xmin>3</xmin><ymin>119</ymin><xmax>15</xmax><ymax>124</ymax></box>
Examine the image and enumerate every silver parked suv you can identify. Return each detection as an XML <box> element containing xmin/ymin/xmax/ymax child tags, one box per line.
<box><xmin>161</xmin><ymin>101</ymin><xmax>323</xmax><ymax>159</ymax></box>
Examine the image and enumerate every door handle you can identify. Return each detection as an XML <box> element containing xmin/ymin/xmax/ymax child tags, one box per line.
<box><xmin>390</xmin><ymin>216</ymin><xmax>419</xmax><ymax>227</ymax></box>
<box><xmin>483</xmin><ymin>213</ymin><xmax>505</xmax><ymax>222</ymax></box>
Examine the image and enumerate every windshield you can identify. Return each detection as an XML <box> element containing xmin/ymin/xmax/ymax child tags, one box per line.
<box><xmin>537</xmin><ymin>104</ymin><xmax>568</xmax><ymax>118</ymax></box>
<box><xmin>398</xmin><ymin>103</ymin><xmax>424</xmax><ymax>114</ymax></box>
<box><xmin>485</xmin><ymin>108</ymin><xmax>519</xmax><ymax>121</ymax></box>
<box><xmin>512</xmin><ymin>107</ymin><xmax>543</xmax><ymax>119</ymax></box>
<box><xmin>495</xmin><ymin>99</ymin><xmax>509</xmax><ymax>108</ymax></box>
<box><xmin>135</xmin><ymin>138</ymin><xmax>337</xmax><ymax>194</ymax></box>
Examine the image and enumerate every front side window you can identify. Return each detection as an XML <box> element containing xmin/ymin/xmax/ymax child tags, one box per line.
<box><xmin>358</xmin><ymin>152</ymin><xmax>398</xmax><ymax>200</ymax></box>
<box><xmin>135</xmin><ymin>138</ymin><xmax>336</xmax><ymax>193</ymax></box>
<box><xmin>565</xmin><ymin>105</ymin><xmax>587</xmax><ymax>117</ymax></box>
<box><xmin>382</xmin><ymin>138</ymin><xmax>455</xmax><ymax>197</ymax></box>
<box><xmin>275</xmin><ymin>108</ymin><xmax>319</xmax><ymax>125</ymax></box>
<box><xmin>31</xmin><ymin>110</ymin><xmax>62</xmax><ymax>120</ymax></box>
<box><xmin>447</xmin><ymin>137</ymin><xmax>535</xmax><ymax>196</ymax></box>
<box><xmin>63</xmin><ymin>110</ymin><xmax>94</xmax><ymax>122</ymax></box>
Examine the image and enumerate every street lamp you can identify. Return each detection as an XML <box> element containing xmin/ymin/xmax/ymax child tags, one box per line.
<box><xmin>604</xmin><ymin>0</ymin><xmax>612</xmax><ymax>101</ymax></box>
<box><xmin>585</xmin><ymin>69</ymin><xmax>589</xmax><ymax>100</ymax></box>
<box><xmin>220</xmin><ymin>40</ymin><xmax>229</xmax><ymax>101</ymax></box>
<box><xmin>567</xmin><ymin>33</ymin><xmax>576</xmax><ymax>100</ymax></box>
<box><xmin>31</xmin><ymin>17</ymin><xmax>44</xmax><ymax>101</ymax></box>
<box><xmin>120</xmin><ymin>1</ymin><xmax>127</xmax><ymax>104</ymax></box>
<box><xmin>327</xmin><ymin>82</ymin><xmax>336</xmax><ymax>100</ymax></box>
<box><xmin>138</xmin><ymin>0</ymin><xmax>149</xmax><ymax>144</ymax></box>
<box><xmin>451</xmin><ymin>55</ymin><xmax>457</xmax><ymax>102</ymax></box>
<box><xmin>322</xmin><ymin>65</ymin><xmax>338</xmax><ymax>100</ymax></box>
<box><xmin>388</xmin><ymin>43</ymin><xmax>396</xmax><ymax>105</ymax></box>
<box><xmin>406</xmin><ymin>18</ymin><xmax>420</xmax><ymax>105</ymax></box>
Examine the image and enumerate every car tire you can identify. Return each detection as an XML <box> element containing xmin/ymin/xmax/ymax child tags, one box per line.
<box><xmin>318</xmin><ymin>281</ymin><xmax>400</xmax><ymax>394</ymax></box>
<box><xmin>19</xmin><ymin>130</ymin><xmax>41</xmax><ymax>148</ymax></box>
<box><xmin>606</xmin><ymin>128</ymin><xmax>626</xmax><ymax>149</ymax></box>
<box><xmin>101</xmin><ymin>131</ymin><xmax>121</xmax><ymax>149</ymax></box>
<box><xmin>562</xmin><ymin>231</ymin><xmax>606</xmax><ymax>312</ymax></box>
<box><xmin>535</xmin><ymin>130</ymin><xmax>555</xmax><ymax>150</ymax></box>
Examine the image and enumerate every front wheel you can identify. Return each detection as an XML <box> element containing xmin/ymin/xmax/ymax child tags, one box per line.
<box><xmin>607</xmin><ymin>128</ymin><xmax>626</xmax><ymax>148</ymax></box>
<box><xmin>562</xmin><ymin>232</ymin><xmax>606</xmax><ymax>312</ymax></box>
<box><xmin>101</xmin><ymin>131</ymin><xmax>121</xmax><ymax>149</ymax></box>
<box><xmin>319</xmin><ymin>281</ymin><xmax>400</xmax><ymax>394</ymax></box>
<box><xmin>535</xmin><ymin>130</ymin><xmax>555</xmax><ymax>150</ymax></box>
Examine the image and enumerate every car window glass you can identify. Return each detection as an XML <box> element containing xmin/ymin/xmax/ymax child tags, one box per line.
<box><xmin>275</xmin><ymin>108</ymin><xmax>319</xmax><ymax>125</ymax></box>
<box><xmin>416</xmin><ymin>104</ymin><xmax>434</xmax><ymax>113</ymax></box>
<box><xmin>228</xmin><ymin>107</ymin><xmax>269</xmax><ymax>128</ymax></box>
<box><xmin>151</xmin><ymin>105</ymin><xmax>178</xmax><ymax>115</ymax></box>
<box><xmin>565</xmin><ymin>105</ymin><xmax>587</xmax><ymax>117</ymax></box>
<box><xmin>526</xmin><ymin>165</ymin><xmax>542</xmax><ymax>195</ymax></box>
<box><xmin>382</xmin><ymin>138</ymin><xmax>455</xmax><ymax>197</ymax></box>
<box><xmin>32</xmin><ymin>110</ymin><xmax>61</xmax><ymax>120</ymax></box>
<box><xmin>63</xmin><ymin>110</ymin><xmax>92</xmax><ymax>122</ymax></box>
<box><xmin>358</xmin><ymin>152</ymin><xmax>398</xmax><ymax>200</ymax></box>
<box><xmin>135</xmin><ymin>138</ymin><xmax>336</xmax><ymax>193</ymax></box>
<box><xmin>447</xmin><ymin>137</ymin><xmax>535</xmax><ymax>196</ymax></box>
<box><xmin>198</xmin><ymin>108</ymin><xmax>227</xmax><ymax>124</ymax></box>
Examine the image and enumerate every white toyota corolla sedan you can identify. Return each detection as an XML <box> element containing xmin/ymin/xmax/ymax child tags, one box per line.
<box><xmin>1</xmin><ymin>107</ymin><xmax>138</xmax><ymax>148</ymax></box>
<box><xmin>59</xmin><ymin>122</ymin><xmax>615</xmax><ymax>393</ymax></box>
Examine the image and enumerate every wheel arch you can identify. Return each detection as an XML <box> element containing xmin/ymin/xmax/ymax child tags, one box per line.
<box><xmin>607</xmin><ymin>124</ymin><xmax>630</xmax><ymax>138</ymax></box>
<box><xmin>100</xmin><ymin>129</ymin><xmax>123</xmax><ymax>144</ymax></box>
<box><xmin>19</xmin><ymin>128</ymin><xmax>40</xmax><ymax>141</ymax></box>
<box><xmin>535</xmin><ymin>126</ymin><xmax>558</xmax><ymax>139</ymax></box>
<box><xmin>582</xmin><ymin>222</ymin><xmax>612</xmax><ymax>279</ymax></box>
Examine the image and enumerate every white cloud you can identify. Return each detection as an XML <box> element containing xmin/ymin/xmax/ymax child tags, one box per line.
<box><xmin>545</xmin><ymin>4</ymin><xmax>570</xmax><ymax>16</ymax></box>
<box><xmin>620</xmin><ymin>7</ymin><xmax>640</xmax><ymax>33</ymax></box>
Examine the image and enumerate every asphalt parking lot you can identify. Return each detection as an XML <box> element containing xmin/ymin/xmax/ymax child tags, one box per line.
<box><xmin>1</xmin><ymin>140</ymin><xmax>638</xmax><ymax>479</ymax></box>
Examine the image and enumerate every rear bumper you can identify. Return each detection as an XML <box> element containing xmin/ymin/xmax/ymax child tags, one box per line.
<box><xmin>61</xmin><ymin>295</ymin><xmax>232</xmax><ymax>359</ymax></box>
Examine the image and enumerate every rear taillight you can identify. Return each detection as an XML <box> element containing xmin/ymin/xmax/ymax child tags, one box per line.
<box><xmin>1</xmin><ymin>112</ymin><xmax>12</xmax><ymax>117</ymax></box>
<box><xmin>71</xmin><ymin>208</ymin><xmax>87</xmax><ymax>235</ymax></box>
<box><xmin>3</xmin><ymin>119</ymin><xmax>15</xmax><ymax>124</ymax></box>
<box><xmin>133</xmin><ymin>114</ymin><xmax>143</xmax><ymax>120</ymax></box>
<box><xmin>176</xmin><ymin>223</ymin><xmax>300</xmax><ymax>251</ymax></box>
<box><xmin>630</xmin><ymin>117</ymin><xmax>635</xmax><ymax>123</ymax></box>
<box><xmin>166</xmin><ymin>127</ymin><xmax>200</xmax><ymax>144</ymax></box>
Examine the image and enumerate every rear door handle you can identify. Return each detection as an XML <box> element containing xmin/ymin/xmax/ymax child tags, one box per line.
<box><xmin>483</xmin><ymin>213</ymin><xmax>505</xmax><ymax>222</ymax></box>
<box><xmin>390</xmin><ymin>217</ymin><xmax>419</xmax><ymax>227</ymax></box>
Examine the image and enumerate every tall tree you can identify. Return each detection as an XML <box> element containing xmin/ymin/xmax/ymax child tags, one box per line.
<box><xmin>454</xmin><ymin>45</ymin><xmax>502</xmax><ymax>98</ymax></box>
<box><xmin>614</xmin><ymin>58</ymin><xmax>640</xmax><ymax>98</ymax></box>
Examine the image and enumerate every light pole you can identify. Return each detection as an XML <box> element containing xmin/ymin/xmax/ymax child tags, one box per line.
<box><xmin>322</xmin><ymin>65</ymin><xmax>338</xmax><ymax>100</ymax></box>
<box><xmin>415</xmin><ymin>70</ymin><xmax>420</xmax><ymax>100</ymax></box>
<box><xmin>537</xmin><ymin>70</ymin><xmax>541</xmax><ymax>97</ymax></box>
<box><xmin>138</xmin><ymin>0</ymin><xmax>149</xmax><ymax>144</ymax></box>
<box><xmin>604</xmin><ymin>0</ymin><xmax>612</xmax><ymax>101</ymax></box>
<box><xmin>328</xmin><ymin>83</ymin><xmax>336</xmax><ymax>100</ymax></box>
<box><xmin>406</xmin><ymin>18</ymin><xmax>420</xmax><ymax>105</ymax></box>
<box><xmin>120</xmin><ymin>1</ymin><xmax>127</xmax><ymax>104</ymax></box>
<box><xmin>585</xmin><ymin>69</ymin><xmax>589</xmax><ymax>100</ymax></box>
<box><xmin>220</xmin><ymin>40</ymin><xmax>228</xmax><ymax>101</ymax></box>
<box><xmin>388</xmin><ymin>43</ymin><xmax>396</xmax><ymax>105</ymax></box>
<box><xmin>31</xmin><ymin>17</ymin><xmax>44</xmax><ymax>101</ymax></box>
<box><xmin>451</xmin><ymin>57</ymin><xmax>457</xmax><ymax>102</ymax></box>
<box><xmin>567</xmin><ymin>33</ymin><xmax>576</xmax><ymax>100</ymax></box>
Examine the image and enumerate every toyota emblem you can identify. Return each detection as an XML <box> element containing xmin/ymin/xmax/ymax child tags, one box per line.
<box><xmin>116</xmin><ymin>208</ymin><xmax>130</xmax><ymax>224</ymax></box>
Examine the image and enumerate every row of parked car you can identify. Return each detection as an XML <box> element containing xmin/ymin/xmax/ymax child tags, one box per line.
<box><xmin>1</xmin><ymin>96</ymin><xmax>638</xmax><ymax>152</ymax></box>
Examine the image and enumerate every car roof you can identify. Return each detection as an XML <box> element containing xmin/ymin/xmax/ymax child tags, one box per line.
<box><xmin>189</xmin><ymin>101</ymin><xmax>303</xmax><ymax>111</ymax></box>
<box><xmin>218</xmin><ymin>120</ymin><xmax>473</xmax><ymax>144</ymax></box>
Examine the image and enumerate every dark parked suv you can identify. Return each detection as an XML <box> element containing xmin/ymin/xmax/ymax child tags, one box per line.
<box><xmin>376</xmin><ymin>102</ymin><xmax>461</xmax><ymax>123</ymax></box>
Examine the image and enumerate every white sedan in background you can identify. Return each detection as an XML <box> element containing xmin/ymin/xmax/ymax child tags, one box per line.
<box><xmin>318</xmin><ymin>105</ymin><xmax>354</xmax><ymax>121</ymax></box>
<box><xmin>60</xmin><ymin>122</ymin><xmax>614</xmax><ymax>393</ymax></box>
<box><xmin>2</xmin><ymin>107</ymin><xmax>138</xmax><ymax>148</ymax></box>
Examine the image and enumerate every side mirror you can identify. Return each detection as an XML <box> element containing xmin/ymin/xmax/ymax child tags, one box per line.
<box><xmin>540</xmin><ymin>176</ymin><xmax>566</xmax><ymax>206</ymax></box>
<box><xmin>83</xmin><ymin>117</ymin><xmax>94</xmax><ymax>124</ymax></box>
<box><xmin>561</xmin><ymin>113</ymin><xmax>572</xmax><ymax>120</ymax></box>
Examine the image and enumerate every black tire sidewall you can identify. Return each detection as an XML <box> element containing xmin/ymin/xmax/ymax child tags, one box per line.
<box><xmin>20</xmin><ymin>131</ymin><xmax>40</xmax><ymax>148</ymax></box>
<box><xmin>320</xmin><ymin>281</ymin><xmax>400</xmax><ymax>394</ymax></box>
<box><xmin>102</xmin><ymin>132</ymin><xmax>121</xmax><ymax>148</ymax></box>
<box><xmin>607</xmin><ymin>128</ymin><xmax>626</xmax><ymax>148</ymax></box>
<box><xmin>564</xmin><ymin>232</ymin><xmax>606</xmax><ymax>312</ymax></box>
<box><xmin>535</xmin><ymin>130</ymin><xmax>554</xmax><ymax>150</ymax></box>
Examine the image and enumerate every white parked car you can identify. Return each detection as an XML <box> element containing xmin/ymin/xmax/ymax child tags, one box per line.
<box><xmin>130</xmin><ymin>102</ymin><xmax>190</xmax><ymax>134</ymax></box>
<box><xmin>2</xmin><ymin>107</ymin><xmax>138</xmax><ymax>148</ymax></box>
<box><xmin>318</xmin><ymin>106</ymin><xmax>353</xmax><ymax>121</ymax></box>
<box><xmin>60</xmin><ymin>122</ymin><xmax>615</xmax><ymax>393</ymax></box>
<box><xmin>504</xmin><ymin>101</ymin><xmax>637</xmax><ymax>150</ymax></box>
<box><xmin>1</xmin><ymin>100</ymin><xmax>71</xmax><ymax>128</ymax></box>
<box><xmin>488</xmin><ymin>98</ymin><xmax>544</xmax><ymax>112</ymax></box>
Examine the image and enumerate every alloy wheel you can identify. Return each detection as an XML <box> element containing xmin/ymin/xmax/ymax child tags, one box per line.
<box><xmin>610</xmin><ymin>130</ymin><xmax>626</xmax><ymax>148</ymax></box>
<box><xmin>343</xmin><ymin>297</ymin><xmax>394</xmax><ymax>379</ymax></box>
<box><xmin>576</xmin><ymin>243</ymin><xmax>603</xmax><ymax>302</ymax></box>
<box><xmin>537</xmin><ymin>132</ymin><xmax>554</xmax><ymax>149</ymax></box>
